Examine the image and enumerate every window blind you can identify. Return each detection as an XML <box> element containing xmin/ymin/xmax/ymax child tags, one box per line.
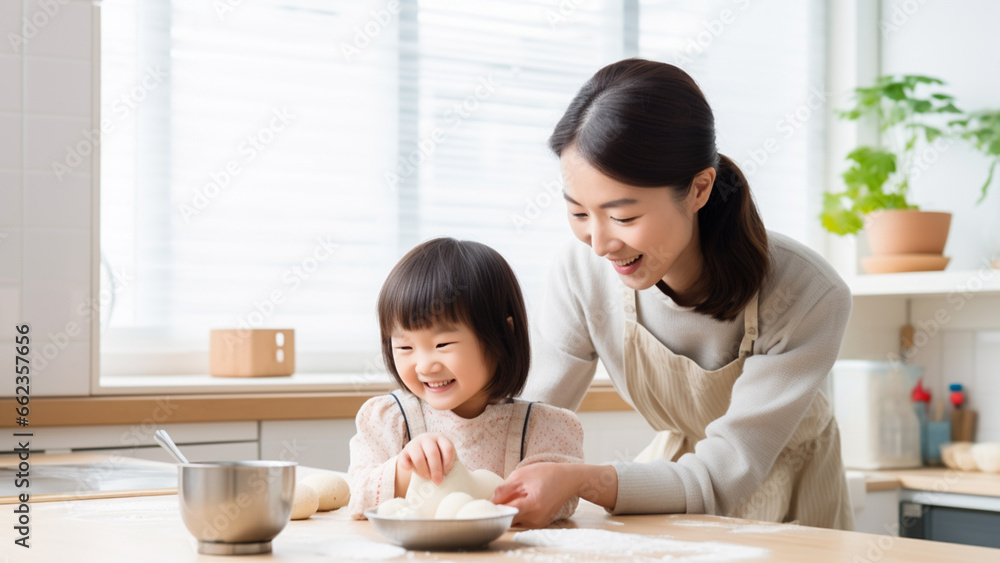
<box><xmin>100</xmin><ymin>0</ymin><xmax>825</xmax><ymax>375</ymax></box>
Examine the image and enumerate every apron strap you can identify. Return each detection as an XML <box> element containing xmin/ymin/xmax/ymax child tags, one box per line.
<box><xmin>737</xmin><ymin>292</ymin><xmax>759</xmax><ymax>358</ymax></box>
<box><xmin>622</xmin><ymin>284</ymin><xmax>638</xmax><ymax>322</ymax></box>
<box><xmin>503</xmin><ymin>400</ymin><xmax>534</xmax><ymax>477</ymax></box>
<box><xmin>390</xmin><ymin>389</ymin><xmax>427</xmax><ymax>442</ymax></box>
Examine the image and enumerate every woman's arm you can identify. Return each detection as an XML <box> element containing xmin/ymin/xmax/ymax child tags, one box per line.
<box><xmin>346</xmin><ymin>395</ymin><xmax>408</xmax><ymax>519</ymax></box>
<box><xmin>520</xmin><ymin>244</ymin><xmax>600</xmax><ymax>409</ymax></box>
<box><xmin>492</xmin><ymin>463</ymin><xmax>618</xmax><ymax>528</ymax></box>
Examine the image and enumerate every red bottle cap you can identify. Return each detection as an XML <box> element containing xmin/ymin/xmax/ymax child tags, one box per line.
<box><xmin>911</xmin><ymin>379</ymin><xmax>931</xmax><ymax>403</ymax></box>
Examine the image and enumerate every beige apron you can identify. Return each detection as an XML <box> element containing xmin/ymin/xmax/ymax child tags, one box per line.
<box><xmin>622</xmin><ymin>286</ymin><xmax>854</xmax><ymax>530</ymax></box>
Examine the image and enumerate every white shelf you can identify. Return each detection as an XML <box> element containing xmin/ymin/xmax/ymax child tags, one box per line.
<box><xmin>847</xmin><ymin>269</ymin><xmax>1000</xmax><ymax>297</ymax></box>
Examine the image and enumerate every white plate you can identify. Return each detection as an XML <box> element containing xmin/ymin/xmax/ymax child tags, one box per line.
<box><xmin>364</xmin><ymin>505</ymin><xmax>518</xmax><ymax>550</ymax></box>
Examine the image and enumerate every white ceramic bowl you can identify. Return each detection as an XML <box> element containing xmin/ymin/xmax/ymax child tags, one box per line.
<box><xmin>365</xmin><ymin>506</ymin><xmax>518</xmax><ymax>550</ymax></box>
<box><xmin>971</xmin><ymin>443</ymin><xmax>1000</xmax><ymax>473</ymax></box>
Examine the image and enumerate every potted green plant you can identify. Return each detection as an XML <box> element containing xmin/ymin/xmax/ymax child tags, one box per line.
<box><xmin>950</xmin><ymin>109</ymin><xmax>1000</xmax><ymax>203</ymax></box>
<box><xmin>821</xmin><ymin>75</ymin><xmax>962</xmax><ymax>274</ymax></box>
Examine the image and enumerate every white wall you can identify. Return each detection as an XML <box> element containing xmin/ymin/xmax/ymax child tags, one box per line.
<box><xmin>835</xmin><ymin>1</ymin><xmax>1000</xmax><ymax>443</ymax></box>
<box><xmin>879</xmin><ymin>0</ymin><xmax>1000</xmax><ymax>269</ymax></box>
<box><xmin>0</xmin><ymin>0</ymin><xmax>97</xmax><ymax>397</ymax></box>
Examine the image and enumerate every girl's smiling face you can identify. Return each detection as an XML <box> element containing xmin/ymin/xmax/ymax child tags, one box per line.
<box><xmin>391</xmin><ymin>321</ymin><xmax>493</xmax><ymax>419</ymax></box>
<box><xmin>560</xmin><ymin>145</ymin><xmax>713</xmax><ymax>295</ymax></box>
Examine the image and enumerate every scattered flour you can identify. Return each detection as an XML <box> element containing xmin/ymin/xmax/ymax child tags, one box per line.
<box><xmin>327</xmin><ymin>540</ymin><xmax>407</xmax><ymax>560</ymax></box>
<box><xmin>512</xmin><ymin>529</ymin><xmax>768</xmax><ymax>561</ymax></box>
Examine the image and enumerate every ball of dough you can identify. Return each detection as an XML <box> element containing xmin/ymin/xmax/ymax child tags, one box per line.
<box><xmin>469</xmin><ymin>469</ymin><xmax>504</xmax><ymax>500</ymax></box>
<box><xmin>405</xmin><ymin>460</ymin><xmax>506</xmax><ymax>518</ymax></box>
<box><xmin>455</xmin><ymin>499</ymin><xmax>503</xmax><ymax>519</ymax></box>
<box><xmin>406</xmin><ymin>460</ymin><xmax>475</xmax><ymax>518</ymax></box>
<box><xmin>954</xmin><ymin>448</ymin><xmax>979</xmax><ymax>471</ymax></box>
<box><xmin>302</xmin><ymin>472</ymin><xmax>351</xmax><ymax>511</ymax></box>
<box><xmin>434</xmin><ymin>492</ymin><xmax>476</xmax><ymax>519</ymax></box>
<box><xmin>290</xmin><ymin>483</ymin><xmax>319</xmax><ymax>520</ymax></box>
<box><xmin>376</xmin><ymin>497</ymin><xmax>415</xmax><ymax>518</ymax></box>
<box><xmin>972</xmin><ymin>442</ymin><xmax>1000</xmax><ymax>473</ymax></box>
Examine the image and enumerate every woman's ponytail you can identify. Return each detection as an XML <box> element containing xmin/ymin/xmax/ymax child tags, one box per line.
<box><xmin>695</xmin><ymin>153</ymin><xmax>769</xmax><ymax>320</ymax></box>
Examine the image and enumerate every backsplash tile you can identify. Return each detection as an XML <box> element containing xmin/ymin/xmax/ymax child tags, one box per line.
<box><xmin>22</xmin><ymin>228</ymin><xmax>90</xmax><ymax>286</ymax></box>
<box><xmin>22</xmin><ymin>284</ymin><xmax>92</xmax><ymax>343</ymax></box>
<box><xmin>0</xmin><ymin>227</ymin><xmax>21</xmax><ymax>283</ymax></box>
<box><xmin>22</xmin><ymin>0</ymin><xmax>93</xmax><ymax>61</ymax></box>
<box><xmin>0</xmin><ymin>55</ymin><xmax>22</xmax><ymax>112</ymax></box>
<box><xmin>24</xmin><ymin>170</ymin><xmax>91</xmax><ymax>229</ymax></box>
<box><xmin>0</xmin><ymin>1</ymin><xmax>23</xmax><ymax>57</ymax></box>
<box><xmin>25</xmin><ymin>57</ymin><xmax>91</xmax><ymax>116</ymax></box>
<box><xmin>0</xmin><ymin>170</ymin><xmax>21</xmax><ymax>226</ymax></box>
<box><xmin>972</xmin><ymin>331</ymin><xmax>1000</xmax><ymax>442</ymax></box>
<box><xmin>1</xmin><ymin>5</ymin><xmax>94</xmax><ymax>398</ymax></box>
<box><xmin>23</xmin><ymin>115</ymin><xmax>92</xmax><ymax>173</ymax></box>
<box><xmin>0</xmin><ymin>285</ymin><xmax>20</xmax><ymax>334</ymax></box>
<box><xmin>29</xmin><ymin>340</ymin><xmax>91</xmax><ymax>396</ymax></box>
<box><xmin>0</xmin><ymin>113</ymin><xmax>23</xmax><ymax>170</ymax></box>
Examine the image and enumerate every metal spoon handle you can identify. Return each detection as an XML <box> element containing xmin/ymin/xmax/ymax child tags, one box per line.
<box><xmin>154</xmin><ymin>429</ymin><xmax>190</xmax><ymax>464</ymax></box>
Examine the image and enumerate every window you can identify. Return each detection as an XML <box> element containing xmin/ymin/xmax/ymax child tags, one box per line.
<box><xmin>100</xmin><ymin>0</ymin><xmax>825</xmax><ymax>376</ymax></box>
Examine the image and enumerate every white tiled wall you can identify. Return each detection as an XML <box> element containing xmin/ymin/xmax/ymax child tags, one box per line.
<box><xmin>0</xmin><ymin>0</ymin><xmax>97</xmax><ymax>397</ymax></box>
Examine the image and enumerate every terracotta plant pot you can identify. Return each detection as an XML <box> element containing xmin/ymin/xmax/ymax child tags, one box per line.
<box><xmin>864</xmin><ymin>210</ymin><xmax>952</xmax><ymax>255</ymax></box>
<box><xmin>861</xmin><ymin>210</ymin><xmax>952</xmax><ymax>274</ymax></box>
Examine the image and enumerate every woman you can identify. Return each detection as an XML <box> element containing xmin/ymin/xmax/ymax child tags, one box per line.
<box><xmin>491</xmin><ymin>59</ymin><xmax>854</xmax><ymax>530</ymax></box>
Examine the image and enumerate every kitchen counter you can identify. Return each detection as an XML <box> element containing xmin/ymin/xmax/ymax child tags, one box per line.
<box><xmin>4</xmin><ymin>456</ymin><xmax>998</xmax><ymax>561</ymax></box>
<box><xmin>862</xmin><ymin>467</ymin><xmax>1000</xmax><ymax>497</ymax></box>
<box><xmin>17</xmin><ymin>494</ymin><xmax>1000</xmax><ymax>561</ymax></box>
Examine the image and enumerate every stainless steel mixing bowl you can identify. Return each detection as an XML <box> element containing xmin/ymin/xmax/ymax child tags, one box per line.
<box><xmin>364</xmin><ymin>506</ymin><xmax>518</xmax><ymax>550</ymax></box>
<box><xmin>178</xmin><ymin>461</ymin><xmax>296</xmax><ymax>555</ymax></box>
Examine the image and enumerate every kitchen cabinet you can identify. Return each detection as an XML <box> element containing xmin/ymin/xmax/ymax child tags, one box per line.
<box><xmin>260</xmin><ymin>419</ymin><xmax>357</xmax><ymax>472</ymax></box>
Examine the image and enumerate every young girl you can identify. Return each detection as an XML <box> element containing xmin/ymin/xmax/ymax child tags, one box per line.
<box><xmin>347</xmin><ymin>238</ymin><xmax>584</xmax><ymax>526</ymax></box>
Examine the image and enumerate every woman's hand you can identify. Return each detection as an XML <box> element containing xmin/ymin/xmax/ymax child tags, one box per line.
<box><xmin>491</xmin><ymin>463</ymin><xmax>619</xmax><ymax>528</ymax></box>
<box><xmin>395</xmin><ymin>433</ymin><xmax>456</xmax><ymax>496</ymax></box>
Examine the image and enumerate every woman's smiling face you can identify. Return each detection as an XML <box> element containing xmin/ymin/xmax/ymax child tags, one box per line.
<box><xmin>560</xmin><ymin>145</ymin><xmax>712</xmax><ymax>293</ymax></box>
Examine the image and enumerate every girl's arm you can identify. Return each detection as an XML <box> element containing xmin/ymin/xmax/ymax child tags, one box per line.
<box><xmin>346</xmin><ymin>395</ymin><xmax>408</xmax><ymax>519</ymax></box>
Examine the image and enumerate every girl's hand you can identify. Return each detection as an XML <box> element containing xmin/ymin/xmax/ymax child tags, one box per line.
<box><xmin>397</xmin><ymin>433</ymin><xmax>456</xmax><ymax>487</ymax></box>
<box><xmin>491</xmin><ymin>463</ymin><xmax>618</xmax><ymax>528</ymax></box>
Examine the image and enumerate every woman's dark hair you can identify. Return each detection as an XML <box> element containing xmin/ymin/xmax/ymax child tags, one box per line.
<box><xmin>549</xmin><ymin>58</ymin><xmax>769</xmax><ymax>321</ymax></box>
<box><xmin>377</xmin><ymin>238</ymin><xmax>530</xmax><ymax>401</ymax></box>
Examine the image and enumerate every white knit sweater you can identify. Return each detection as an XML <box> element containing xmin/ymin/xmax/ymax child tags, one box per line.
<box><xmin>521</xmin><ymin>231</ymin><xmax>852</xmax><ymax>516</ymax></box>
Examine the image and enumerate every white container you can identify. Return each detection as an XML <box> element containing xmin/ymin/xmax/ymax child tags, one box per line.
<box><xmin>832</xmin><ymin>360</ymin><xmax>922</xmax><ymax>469</ymax></box>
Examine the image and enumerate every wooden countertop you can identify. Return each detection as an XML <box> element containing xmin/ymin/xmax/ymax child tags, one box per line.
<box><xmin>0</xmin><ymin>384</ymin><xmax>632</xmax><ymax>428</ymax></box>
<box><xmin>863</xmin><ymin>467</ymin><xmax>1000</xmax><ymax>497</ymax></box>
<box><xmin>7</xmin><ymin>456</ymin><xmax>999</xmax><ymax>560</ymax></box>
<box><xmin>22</xmin><ymin>494</ymin><xmax>999</xmax><ymax>561</ymax></box>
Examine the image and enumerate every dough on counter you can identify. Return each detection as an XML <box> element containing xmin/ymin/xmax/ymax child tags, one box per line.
<box><xmin>302</xmin><ymin>472</ymin><xmax>351</xmax><ymax>511</ymax></box>
<box><xmin>290</xmin><ymin>483</ymin><xmax>319</xmax><ymax>520</ymax></box>
<box><xmin>972</xmin><ymin>442</ymin><xmax>1000</xmax><ymax>473</ymax></box>
<box><xmin>434</xmin><ymin>492</ymin><xmax>476</xmax><ymax>519</ymax></box>
<box><xmin>405</xmin><ymin>459</ymin><xmax>504</xmax><ymax>518</ymax></box>
<box><xmin>455</xmin><ymin>499</ymin><xmax>503</xmax><ymax>519</ymax></box>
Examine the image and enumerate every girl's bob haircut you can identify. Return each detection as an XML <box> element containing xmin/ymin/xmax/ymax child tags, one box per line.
<box><xmin>377</xmin><ymin>238</ymin><xmax>530</xmax><ymax>402</ymax></box>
